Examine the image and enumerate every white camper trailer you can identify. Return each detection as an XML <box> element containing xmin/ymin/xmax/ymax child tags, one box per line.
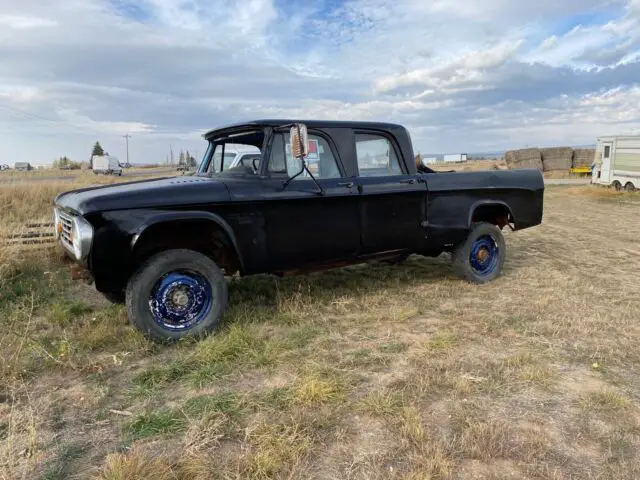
<box><xmin>592</xmin><ymin>136</ymin><xmax>640</xmax><ymax>191</ymax></box>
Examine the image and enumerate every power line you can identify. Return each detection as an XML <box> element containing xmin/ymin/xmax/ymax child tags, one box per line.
<box><xmin>0</xmin><ymin>103</ymin><xmax>98</xmax><ymax>134</ymax></box>
<box><xmin>0</xmin><ymin>103</ymin><xmax>152</xmax><ymax>138</ymax></box>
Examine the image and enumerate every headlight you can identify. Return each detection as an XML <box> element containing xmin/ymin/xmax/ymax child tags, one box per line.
<box><xmin>55</xmin><ymin>207</ymin><xmax>93</xmax><ymax>262</ymax></box>
<box><xmin>53</xmin><ymin>208</ymin><xmax>61</xmax><ymax>240</ymax></box>
<box><xmin>72</xmin><ymin>215</ymin><xmax>94</xmax><ymax>262</ymax></box>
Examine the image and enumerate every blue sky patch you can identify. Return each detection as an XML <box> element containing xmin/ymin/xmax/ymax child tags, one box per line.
<box><xmin>107</xmin><ymin>0</ymin><xmax>153</xmax><ymax>22</ymax></box>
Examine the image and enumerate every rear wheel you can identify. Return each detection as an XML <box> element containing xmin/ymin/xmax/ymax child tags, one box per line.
<box><xmin>613</xmin><ymin>181</ymin><xmax>622</xmax><ymax>191</ymax></box>
<box><xmin>624</xmin><ymin>182</ymin><xmax>636</xmax><ymax>192</ymax></box>
<box><xmin>126</xmin><ymin>249</ymin><xmax>228</xmax><ymax>342</ymax></box>
<box><xmin>452</xmin><ymin>222</ymin><xmax>506</xmax><ymax>284</ymax></box>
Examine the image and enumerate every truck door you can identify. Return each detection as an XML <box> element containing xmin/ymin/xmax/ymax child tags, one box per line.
<box><xmin>261</xmin><ymin>131</ymin><xmax>361</xmax><ymax>270</ymax></box>
<box><xmin>353</xmin><ymin>132</ymin><xmax>427</xmax><ymax>254</ymax></box>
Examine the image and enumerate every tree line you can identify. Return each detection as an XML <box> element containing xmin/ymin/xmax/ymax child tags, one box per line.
<box><xmin>53</xmin><ymin>141</ymin><xmax>198</xmax><ymax>170</ymax></box>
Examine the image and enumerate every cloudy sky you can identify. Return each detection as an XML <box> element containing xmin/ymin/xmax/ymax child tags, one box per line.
<box><xmin>1</xmin><ymin>0</ymin><xmax>640</xmax><ymax>165</ymax></box>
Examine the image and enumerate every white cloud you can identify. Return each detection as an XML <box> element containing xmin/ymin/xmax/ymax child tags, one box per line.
<box><xmin>0</xmin><ymin>14</ymin><xmax>56</xmax><ymax>29</ymax></box>
<box><xmin>1</xmin><ymin>0</ymin><xmax>640</xmax><ymax>163</ymax></box>
<box><xmin>374</xmin><ymin>41</ymin><xmax>524</xmax><ymax>95</ymax></box>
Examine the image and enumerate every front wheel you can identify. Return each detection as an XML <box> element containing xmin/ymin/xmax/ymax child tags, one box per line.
<box><xmin>452</xmin><ymin>223</ymin><xmax>506</xmax><ymax>284</ymax></box>
<box><xmin>126</xmin><ymin>249</ymin><xmax>228</xmax><ymax>342</ymax></box>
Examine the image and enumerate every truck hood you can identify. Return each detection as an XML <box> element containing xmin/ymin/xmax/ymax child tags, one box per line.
<box><xmin>55</xmin><ymin>176</ymin><xmax>231</xmax><ymax>215</ymax></box>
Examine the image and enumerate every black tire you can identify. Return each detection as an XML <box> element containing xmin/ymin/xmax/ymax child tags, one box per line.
<box><xmin>126</xmin><ymin>249</ymin><xmax>228</xmax><ymax>342</ymax></box>
<box><xmin>613</xmin><ymin>181</ymin><xmax>622</xmax><ymax>191</ymax></box>
<box><xmin>102</xmin><ymin>290</ymin><xmax>125</xmax><ymax>304</ymax></box>
<box><xmin>452</xmin><ymin>222</ymin><xmax>506</xmax><ymax>284</ymax></box>
<box><xmin>624</xmin><ymin>182</ymin><xmax>635</xmax><ymax>192</ymax></box>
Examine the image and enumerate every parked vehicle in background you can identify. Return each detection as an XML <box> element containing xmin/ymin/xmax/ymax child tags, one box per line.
<box><xmin>592</xmin><ymin>136</ymin><xmax>640</xmax><ymax>191</ymax></box>
<box><xmin>54</xmin><ymin>119</ymin><xmax>544</xmax><ymax>342</ymax></box>
<box><xmin>92</xmin><ymin>155</ymin><xmax>123</xmax><ymax>176</ymax></box>
<box><xmin>14</xmin><ymin>162</ymin><xmax>33</xmax><ymax>171</ymax></box>
<box><xmin>0</xmin><ymin>164</ymin><xmax>9</xmax><ymax>171</ymax></box>
<box><xmin>120</xmin><ymin>162</ymin><xmax>132</xmax><ymax>169</ymax></box>
<box><xmin>177</xmin><ymin>165</ymin><xmax>194</xmax><ymax>174</ymax></box>
<box><xmin>212</xmin><ymin>144</ymin><xmax>262</xmax><ymax>172</ymax></box>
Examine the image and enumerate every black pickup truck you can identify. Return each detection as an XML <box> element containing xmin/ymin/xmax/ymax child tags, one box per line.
<box><xmin>54</xmin><ymin>120</ymin><xmax>543</xmax><ymax>341</ymax></box>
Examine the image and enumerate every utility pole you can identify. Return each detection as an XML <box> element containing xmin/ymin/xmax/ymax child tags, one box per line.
<box><xmin>123</xmin><ymin>134</ymin><xmax>131</xmax><ymax>165</ymax></box>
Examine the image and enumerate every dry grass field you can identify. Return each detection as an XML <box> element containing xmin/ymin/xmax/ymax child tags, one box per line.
<box><xmin>1</xmin><ymin>178</ymin><xmax>640</xmax><ymax>479</ymax></box>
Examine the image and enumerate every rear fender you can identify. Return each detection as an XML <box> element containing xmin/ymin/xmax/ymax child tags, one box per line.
<box><xmin>468</xmin><ymin>200</ymin><xmax>515</xmax><ymax>229</ymax></box>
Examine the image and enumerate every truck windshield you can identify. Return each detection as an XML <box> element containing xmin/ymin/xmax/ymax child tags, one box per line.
<box><xmin>199</xmin><ymin>129</ymin><xmax>264</xmax><ymax>175</ymax></box>
<box><xmin>213</xmin><ymin>152</ymin><xmax>238</xmax><ymax>171</ymax></box>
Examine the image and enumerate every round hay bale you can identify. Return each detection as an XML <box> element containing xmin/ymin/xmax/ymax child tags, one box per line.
<box><xmin>572</xmin><ymin>149</ymin><xmax>596</xmax><ymax>168</ymax></box>
<box><xmin>541</xmin><ymin>147</ymin><xmax>573</xmax><ymax>171</ymax></box>
<box><xmin>505</xmin><ymin>148</ymin><xmax>543</xmax><ymax>170</ymax></box>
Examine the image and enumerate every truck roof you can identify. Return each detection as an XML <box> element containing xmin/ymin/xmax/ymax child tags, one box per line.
<box><xmin>204</xmin><ymin>119</ymin><xmax>407</xmax><ymax>139</ymax></box>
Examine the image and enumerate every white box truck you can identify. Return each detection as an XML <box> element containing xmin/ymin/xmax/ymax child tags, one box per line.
<box><xmin>92</xmin><ymin>155</ymin><xmax>123</xmax><ymax>176</ymax></box>
<box><xmin>592</xmin><ymin>136</ymin><xmax>640</xmax><ymax>191</ymax></box>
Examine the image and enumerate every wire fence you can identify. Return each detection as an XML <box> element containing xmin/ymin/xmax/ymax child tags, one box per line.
<box><xmin>2</xmin><ymin>222</ymin><xmax>56</xmax><ymax>247</ymax></box>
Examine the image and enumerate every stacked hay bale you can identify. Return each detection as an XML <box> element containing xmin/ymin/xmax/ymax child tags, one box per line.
<box><xmin>541</xmin><ymin>147</ymin><xmax>573</xmax><ymax>171</ymax></box>
<box><xmin>505</xmin><ymin>148</ymin><xmax>543</xmax><ymax>170</ymax></box>
<box><xmin>572</xmin><ymin>149</ymin><xmax>596</xmax><ymax>168</ymax></box>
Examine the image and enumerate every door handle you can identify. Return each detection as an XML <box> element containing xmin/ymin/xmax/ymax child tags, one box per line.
<box><xmin>338</xmin><ymin>182</ymin><xmax>355</xmax><ymax>188</ymax></box>
<box><xmin>400</xmin><ymin>178</ymin><xmax>416</xmax><ymax>185</ymax></box>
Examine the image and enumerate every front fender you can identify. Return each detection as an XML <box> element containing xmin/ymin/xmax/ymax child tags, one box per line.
<box><xmin>131</xmin><ymin>210</ymin><xmax>244</xmax><ymax>270</ymax></box>
<box><xmin>88</xmin><ymin>209</ymin><xmax>244</xmax><ymax>294</ymax></box>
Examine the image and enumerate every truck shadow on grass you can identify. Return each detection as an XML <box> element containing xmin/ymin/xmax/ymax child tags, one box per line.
<box><xmin>224</xmin><ymin>254</ymin><xmax>454</xmax><ymax>321</ymax></box>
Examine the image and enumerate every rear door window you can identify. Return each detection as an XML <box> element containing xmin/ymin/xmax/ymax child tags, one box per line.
<box><xmin>355</xmin><ymin>133</ymin><xmax>403</xmax><ymax>177</ymax></box>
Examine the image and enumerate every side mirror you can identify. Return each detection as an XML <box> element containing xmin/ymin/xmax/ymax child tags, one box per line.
<box><xmin>290</xmin><ymin>123</ymin><xmax>309</xmax><ymax>159</ymax></box>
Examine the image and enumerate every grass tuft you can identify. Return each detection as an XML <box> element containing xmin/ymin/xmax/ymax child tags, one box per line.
<box><xmin>92</xmin><ymin>449</ymin><xmax>175</xmax><ymax>480</ymax></box>
<box><xmin>244</xmin><ymin>421</ymin><xmax>313</xmax><ymax>479</ymax></box>
<box><xmin>127</xmin><ymin>410</ymin><xmax>187</xmax><ymax>440</ymax></box>
<box><xmin>293</xmin><ymin>376</ymin><xmax>344</xmax><ymax>406</ymax></box>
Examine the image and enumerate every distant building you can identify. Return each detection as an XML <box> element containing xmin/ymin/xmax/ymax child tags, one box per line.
<box><xmin>423</xmin><ymin>157</ymin><xmax>440</xmax><ymax>165</ymax></box>
<box><xmin>14</xmin><ymin>162</ymin><xmax>33</xmax><ymax>171</ymax></box>
<box><xmin>443</xmin><ymin>154</ymin><xmax>468</xmax><ymax>163</ymax></box>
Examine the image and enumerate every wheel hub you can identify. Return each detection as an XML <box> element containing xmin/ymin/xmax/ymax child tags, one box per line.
<box><xmin>476</xmin><ymin>248</ymin><xmax>489</xmax><ymax>263</ymax></box>
<box><xmin>149</xmin><ymin>271</ymin><xmax>213</xmax><ymax>331</ymax></box>
<box><xmin>469</xmin><ymin>235</ymin><xmax>500</xmax><ymax>276</ymax></box>
<box><xmin>170</xmin><ymin>288</ymin><xmax>190</xmax><ymax>308</ymax></box>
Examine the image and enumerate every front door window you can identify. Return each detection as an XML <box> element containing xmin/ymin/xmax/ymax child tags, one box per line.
<box><xmin>269</xmin><ymin>133</ymin><xmax>341</xmax><ymax>179</ymax></box>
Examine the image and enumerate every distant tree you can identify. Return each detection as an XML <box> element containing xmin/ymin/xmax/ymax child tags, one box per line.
<box><xmin>92</xmin><ymin>141</ymin><xmax>104</xmax><ymax>157</ymax></box>
<box><xmin>53</xmin><ymin>156</ymin><xmax>81</xmax><ymax>170</ymax></box>
<box><xmin>186</xmin><ymin>150</ymin><xmax>197</xmax><ymax>168</ymax></box>
<box><xmin>178</xmin><ymin>150</ymin><xmax>186</xmax><ymax>166</ymax></box>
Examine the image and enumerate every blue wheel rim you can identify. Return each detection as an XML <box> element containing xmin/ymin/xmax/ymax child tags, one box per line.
<box><xmin>149</xmin><ymin>270</ymin><xmax>213</xmax><ymax>331</ymax></box>
<box><xmin>469</xmin><ymin>235</ymin><xmax>500</xmax><ymax>276</ymax></box>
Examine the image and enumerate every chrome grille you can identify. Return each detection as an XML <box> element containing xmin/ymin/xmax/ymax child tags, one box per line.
<box><xmin>58</xmin><ymin>210</ymin><xmax>74</xmax><ymax>251</ymax></box>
